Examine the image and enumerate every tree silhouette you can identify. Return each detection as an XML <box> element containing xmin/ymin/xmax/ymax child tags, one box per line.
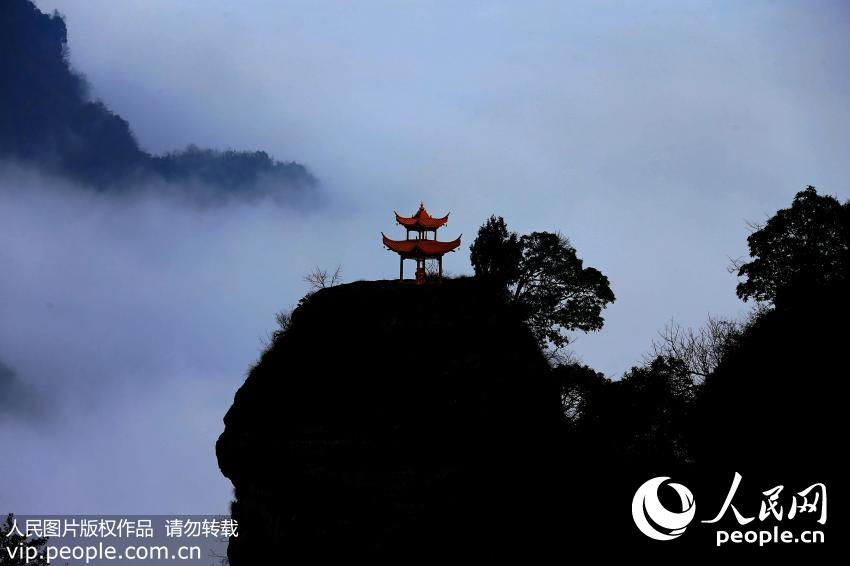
<box><xmin>695</xmin><ymin>186</ymin><xmax>848</xmax><ymax>486</ymax></box>
<box><xmin>469</xmin><ymin>215</ymin><xmax>522</xmax><ymax>288</ymax></box>
<box><xmin>552</xmin><ymin>361</ymin><xmax>609</xmax><ymax>425</ymax></box>
<box><xmin>735</xmin><ymin>186</ymin><xmax>849</xmax><ymax>304</ymax></box>
<box><xmin>617</xmin><ymin>356</ymin><xmax>696</xmax><ymax>462</ymax></box>
<box><xmin>470</xmin><ymin>217</ymin><xmax>615</xmax><ymax>353</ymax></box>
<box><xmin>514</xmin><ymin>232</ymin><xmax>615</xmax><ymax>351</ymax></box>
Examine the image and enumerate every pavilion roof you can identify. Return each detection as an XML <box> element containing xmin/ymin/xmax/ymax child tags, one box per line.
<box><xmin>395</xmin><ymin>202</ymin><xmax>449</xmax><ymax>230</ymax></box>
<box><xmin>382</xmin><ymin>233</ymin><xmax>462</xmax><ymax>258</ymax></box>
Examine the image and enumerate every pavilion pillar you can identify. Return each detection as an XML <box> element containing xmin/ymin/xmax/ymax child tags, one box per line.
<box><xmin>399</xmin><ymin>256</ymin><xmax>403</xmax><ymax>281</ymax></box>
<box><xmin>438</xmin><ymin>256</ymin><xmax>443</xmax><ymax>280</ymax></box>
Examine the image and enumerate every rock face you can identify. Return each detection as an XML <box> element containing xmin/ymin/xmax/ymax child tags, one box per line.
<box><xmin>216</xmin><ymin>278</ymin><xmax>561</xmax><ymax>560</ymax></box>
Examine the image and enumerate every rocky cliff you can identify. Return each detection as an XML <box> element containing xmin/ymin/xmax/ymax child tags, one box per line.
<box><xmin>216</xmin><ymin>278</ymin><xmax>562</xmax><ymax>560</ymax></box>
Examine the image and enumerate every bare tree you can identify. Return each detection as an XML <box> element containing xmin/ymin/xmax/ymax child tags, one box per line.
<box><xmin>303</xmin><ymin>265</ymin><xmax>343</xmax><ymax>291</ymax></box>
<box><xmin>545</xmin><ymin>344</ymin><xmax>582</xmax><ymax>366</ymax></box>
<box><xmin>648</xmin><ymin>315</ymin><xmax>743</xmax><ymax>382</ymax></box>
<box><xmin>423</xmin><ymin>259</ymin><xmax>450</xmax><ymax>279</ymax></box>
<box><xmin>274</xmin><ymin>309</ymin><xmax>292</xmax><ymax>331</ymax></box>
<box><xmin>260</xmin><ymin>308</ymin><xmax>294</xmax><ymax>351</ymax></box>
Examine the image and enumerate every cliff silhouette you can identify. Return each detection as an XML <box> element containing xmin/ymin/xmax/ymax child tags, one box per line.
<box><xmin>216</xmin><ymin>278</ymin><xmax>846</xmax><ymax>559</ymax></box>
<box><xmin>216</xmin><ymin>278</ymin><xmax>562</xmax><ymax>560</ymax></box>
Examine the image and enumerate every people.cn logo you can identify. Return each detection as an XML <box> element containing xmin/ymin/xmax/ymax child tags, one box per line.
<box><xmin>632</xmin><ymin>476</ymin><xmax>696</xmax><ymax>541</ymax></box>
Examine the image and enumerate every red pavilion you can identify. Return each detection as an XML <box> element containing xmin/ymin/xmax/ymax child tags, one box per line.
<box><xmin>382</xmin><ymin>202</ymin><xmax>461</xmax><ymax>283</ymax></box>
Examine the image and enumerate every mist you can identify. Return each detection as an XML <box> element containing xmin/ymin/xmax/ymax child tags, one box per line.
<box><xmin>0</xmin><ymin>165</ymin><xmax>381</xmax><ymax>513</ymax></box>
